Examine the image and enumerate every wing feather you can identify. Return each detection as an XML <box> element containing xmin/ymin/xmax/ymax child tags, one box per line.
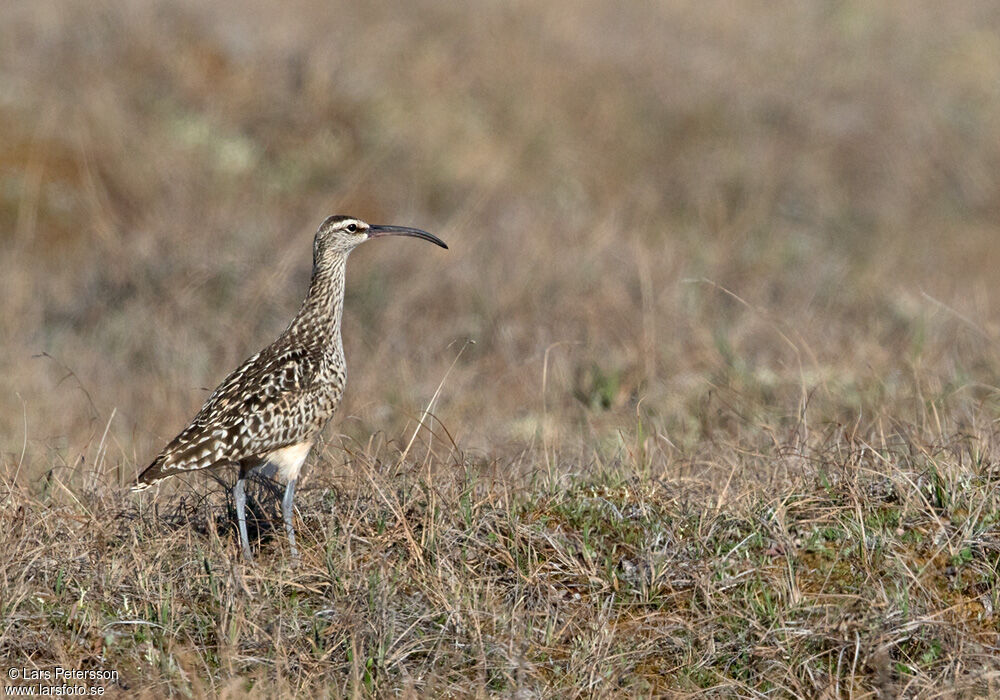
<box><xmin>133</xmin><ymin>344</ymin><xmax>332</xmax><ymax>489</ymax></box>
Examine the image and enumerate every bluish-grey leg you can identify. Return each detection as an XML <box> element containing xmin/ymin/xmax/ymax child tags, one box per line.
<box><xmin>233</xmin><ymin>477</ymin><xmax>253</xmax><ymax>561</ymax></box>
<box><xmin>282</xmin><ymin>478</ymin><xmax>299</xmax><ymax>561</ymax></box>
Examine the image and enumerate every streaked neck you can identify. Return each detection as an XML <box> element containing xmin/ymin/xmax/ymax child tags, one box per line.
<box><xmin>289</xmin><ymin>250</ymin><xmax>348</xmax><ymax>341</ymax></box>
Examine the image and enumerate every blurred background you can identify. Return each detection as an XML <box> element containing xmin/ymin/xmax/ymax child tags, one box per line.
<box><xmin>2</xmin><ymin>0</ymin><xmax>999</xmax><ymax>480</ymax></box>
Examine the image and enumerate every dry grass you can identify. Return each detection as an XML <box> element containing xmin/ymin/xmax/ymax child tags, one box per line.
<box><xmin>3</xmin><ymin>0</ymin><xmax>1000</xmax><ymax>696</ymax></box>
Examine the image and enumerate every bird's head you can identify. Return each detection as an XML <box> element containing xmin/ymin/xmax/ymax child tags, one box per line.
<box><xmin>314</xmin><ymin>215</ymin><xmax>447</xmax><ymax>260</ymax></box>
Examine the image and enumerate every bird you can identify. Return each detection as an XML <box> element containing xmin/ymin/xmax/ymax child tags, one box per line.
<box><xmin>132</xmin><ymin>215</ymin><xmax>447</xmax><ymax>561</ymax></box>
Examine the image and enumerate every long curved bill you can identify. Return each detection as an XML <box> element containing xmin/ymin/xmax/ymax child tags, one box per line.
<box><xmin>368</xmin><ymin>224</ymin><xmax>448</xmax><ymax>249</ymax></box>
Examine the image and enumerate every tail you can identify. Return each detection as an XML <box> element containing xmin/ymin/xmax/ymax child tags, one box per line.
<box><xmin>130</xmin><ymin>455</ymin><xmax>168</xmax><ymax>492</ymax></box>
<box><xmin>130</xmin><ymin>437</ymin><xmax>231</xmax><ymax>492</ymax></box>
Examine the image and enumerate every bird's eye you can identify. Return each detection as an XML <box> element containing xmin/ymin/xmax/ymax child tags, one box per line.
<box><xmin>346</xmin><ymin>223</ymin><xmax>357</xmax><ymax>232</ymax></box>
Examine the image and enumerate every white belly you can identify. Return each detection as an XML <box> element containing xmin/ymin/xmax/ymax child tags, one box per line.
<box><xmin>266</xmin><ymin>442</ymin><xmax>313</xmax><ymax>483</ymax></box>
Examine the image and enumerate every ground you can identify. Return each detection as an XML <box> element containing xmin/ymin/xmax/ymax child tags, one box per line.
<box><xmin>2</xmin><ymin>0</ymin><xmax>1000</xmax><ymax>696</ymax></box>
